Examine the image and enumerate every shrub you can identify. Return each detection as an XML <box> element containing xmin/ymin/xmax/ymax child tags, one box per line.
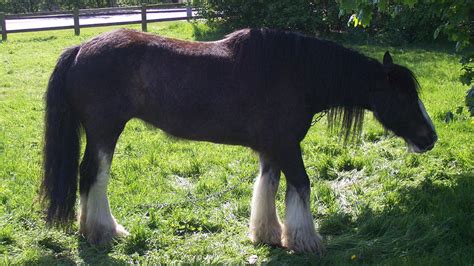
<box><xmin>194</xmin><ymin>0</ymin><xmax>344</xmax><ymax>35</ymax></box>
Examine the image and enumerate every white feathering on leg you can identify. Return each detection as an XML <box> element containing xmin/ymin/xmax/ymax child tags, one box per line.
<box><xmin>82</xmin><ymin>150</ymin><xmax>128</xmax><ymax>245</ymax></box>
<box><xmin>282</xmin><ymin>185</ymin><xmax>323</xmax><ymax>254</ymax></box>
<box><xmin>78</xmin><ymin>193</ymin><xmax>88</xmax><ymax>235</ymax></box>
<box><xmin>249</xmin><ymin>170</ymin><xmax>282</xmax><ymax>246</ymax></box>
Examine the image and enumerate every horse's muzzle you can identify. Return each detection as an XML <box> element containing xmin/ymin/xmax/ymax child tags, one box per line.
<box><xmin>406</xmin><ymin>132</ymin><xmax>438</xmax><ymax>153</ymax></box>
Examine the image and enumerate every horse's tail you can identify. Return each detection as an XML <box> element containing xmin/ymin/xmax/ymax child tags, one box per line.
<box><xmin>40</xmin><ymin>45</ymin><xmax>81</xmax><ymax>226</ymax></box>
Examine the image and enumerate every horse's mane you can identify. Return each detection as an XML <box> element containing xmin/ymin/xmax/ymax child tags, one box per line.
<box><xmin>225</xmin><ymin>28</ymin><xmax>418</xmax><ymax>144</ymax></box>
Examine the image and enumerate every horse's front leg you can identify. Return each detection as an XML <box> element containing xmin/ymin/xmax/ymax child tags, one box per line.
<box><xmin>278</xmin><ymin>144</ymin><xmax>324</xmax><ymax>254</ymax></box>
<box><xmin>249</xmin><ymin>153</ymin><xmax>282</xmax><ymax>246</ymax></box>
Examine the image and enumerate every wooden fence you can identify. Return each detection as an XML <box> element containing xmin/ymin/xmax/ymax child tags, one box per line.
<box><xmin>0</xmin><ymin>3</ymin><xmax>197</xmax><ymax>41</ymax></box>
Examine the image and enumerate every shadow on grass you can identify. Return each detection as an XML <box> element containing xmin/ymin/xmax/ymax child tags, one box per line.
<box><xmin>77</xmin><ymin>238</ymin><xmax>128</xmax><ymax>265</ymax></box>
<box><xmin>251</xmin><ymin>173</ymin><xmax>473</xmax><ymax>265</ymax></box>
<box><xmin>23</xmin><ymin>255</ymin><xmax>76</xmax><ymax>265</ymax></box>
<box><xmin>318</xmin><ymin>172</ymin><xmax>474</xmax><ymax>265</ymax></box>
<box><xmin>264</xmin><ymin>248</ymin><xmax>323</xmax><ymax>265</ymax></box>
<box><xmin>323</xmin><ymin>29</ymin><xmax>459</xmax><ymax>55</ymax></box>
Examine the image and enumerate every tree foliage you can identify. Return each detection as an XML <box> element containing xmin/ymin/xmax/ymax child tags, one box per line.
<box><xmin>338</xmin><ymin>0</ymin><xmax>473</xmax><ymax>85</ymax></box>
<box><xmin>195</xmin><ymin>0</ymin><xmax>344</xmax><ymax>34</ymax></box>
<box><xmin>195</xmin><ymin>0</ymin><xmax>472</xmax><ymax>86</ymax></box>
<box><xmin>2</xmin><ymin>0</ymin><xmax>471</xmax><ymax>86</ymax></box>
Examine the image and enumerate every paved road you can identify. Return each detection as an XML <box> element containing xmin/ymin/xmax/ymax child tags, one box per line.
<box><xmin>6</xmin><ymin>8</ymin><xmax>197</xmax><ymax>31</ymax></box>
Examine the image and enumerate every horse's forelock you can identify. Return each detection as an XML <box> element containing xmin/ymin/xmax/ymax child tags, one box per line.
<box><xmin>388</xmin><ymin>65</ymin><xmax>421</xmax><ymax>96</ymax></box>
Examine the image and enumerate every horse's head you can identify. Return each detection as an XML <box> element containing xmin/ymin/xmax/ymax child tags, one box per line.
<box><xmin>370</xmin><ymin>52</ymin><xmax>437</xmax><ymax>153</ymax></box>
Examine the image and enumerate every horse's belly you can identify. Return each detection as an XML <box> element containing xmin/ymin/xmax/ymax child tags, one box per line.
<box><xmin>140</xmin><ymin>104</ymin><xmax>255</xmax><ymax>147</ymax></box>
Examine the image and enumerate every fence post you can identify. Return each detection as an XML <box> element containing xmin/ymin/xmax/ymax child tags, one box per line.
<box><xmin>0</xmin><ymin>13</ymin><xmax>6</xmax><ymax>41</ymax></box>
<box><xmin>141</xmin><ymin>4</ymin><xmax>147</xmax><ymax>32</ymax></box>
<box><xmin>73</xmin><ymin>8</ymin><xmax>80</xmax><ymax>36</ymax></box>
<box><xmin>186</xmin><ymin>6</ymin><xmax>192</xmax><ymax>20</ymax></box>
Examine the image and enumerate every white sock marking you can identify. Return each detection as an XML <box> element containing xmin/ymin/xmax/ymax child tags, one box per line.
<box><xmin>82</xmin><ymin>150</ymin><xmax>128</xmax><ymax>244</ymax></box>
<box><xmin>79</xmin><ymin>194</ymin><xmax>88</xmax><ymax>234</ymax></box>
<box><xmin>249</xmin><ymin>167</ymin><xmax>282</xmax><ymax>245</ymax></box>
<box><xmin>282</xmin><ymin>185</ymin><xmax>323</xmax><ymax>254</ymax></box>
<box><xmin>86</xmin><ymin>151</ymin><xmax>114</xmax><ymax>229</ymax></box>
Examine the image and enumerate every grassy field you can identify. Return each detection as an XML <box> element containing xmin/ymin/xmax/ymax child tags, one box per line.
<box><xmin>0</xmin><ymin>21</ymin><xmax>473</xmax><ymax>265</ymax></box>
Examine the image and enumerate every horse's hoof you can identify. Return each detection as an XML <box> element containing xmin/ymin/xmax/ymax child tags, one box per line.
<box><xmin>82</xmin><ymin>223</ymin><xmax>129</xmax><ymax>246</ymax></box>
<box><xmin>282</xmin><ymin>227</ymin><xmax>324</xmax><ymax>255</ymax></box>
<box><xmin>250</xmin><ymin>221</ymin><xmax>282</xmax><ymax>247</ymax></box>
<box><xmin>115</xmin><ymin>223</ymin><xmax>130</xmax><ymax>237</ymax></box>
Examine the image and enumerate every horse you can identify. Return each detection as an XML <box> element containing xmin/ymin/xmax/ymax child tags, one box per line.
<box><xmin>40</xmin><ymin>28</ymin><xmax>437</xmax><ymax>254</ymax></box>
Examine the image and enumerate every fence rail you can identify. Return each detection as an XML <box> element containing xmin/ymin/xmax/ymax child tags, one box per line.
<box><xmin>0</xmin><ymin>4</ymin><xmax>198</xmax><ymax>41</ymax></box>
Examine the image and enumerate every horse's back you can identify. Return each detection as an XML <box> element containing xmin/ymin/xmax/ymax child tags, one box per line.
<box><xmin>65</xmin><ymin>29</ymin><xmax>257</xmax><ymax>145</ymax></box>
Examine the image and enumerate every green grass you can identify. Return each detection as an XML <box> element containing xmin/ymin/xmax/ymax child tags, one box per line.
<box><xmin>0</xmin><ymin>21</ymin><xmax>473</xmax><ymax>265</ymax></box>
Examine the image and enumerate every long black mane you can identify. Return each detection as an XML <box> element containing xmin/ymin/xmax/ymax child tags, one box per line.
<box><xmin>226</xmin><ymin>28</ymin><xmax>414</xmax><ymax>143</ymax></box>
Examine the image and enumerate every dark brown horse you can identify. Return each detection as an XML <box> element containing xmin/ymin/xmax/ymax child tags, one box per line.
<box><xmin>41</xmin><ymin>28</ymin><xmax>437</xmax><ymax>254</ymax></box>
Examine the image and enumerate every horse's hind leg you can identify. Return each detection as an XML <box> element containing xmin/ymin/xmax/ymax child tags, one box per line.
<box><xmin>249</xmin><ymin>153</ymin><xmax>282</xmax><ymax>246</ymax></box>
<box><xmin>278</xmin><ymin>144</ymin><xmax>323</xmax><ymax>254</ymax></box>
<box><xmin>79</xmin><ymin>121</ymin><xmax>128</xmax><ymax>245</ymax></box>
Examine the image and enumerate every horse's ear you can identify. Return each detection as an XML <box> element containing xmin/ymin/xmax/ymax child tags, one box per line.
<box><xmin>383</xmin><ymin>51</ymin><xmax>393</xmax><ymax>67</ymax></box>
